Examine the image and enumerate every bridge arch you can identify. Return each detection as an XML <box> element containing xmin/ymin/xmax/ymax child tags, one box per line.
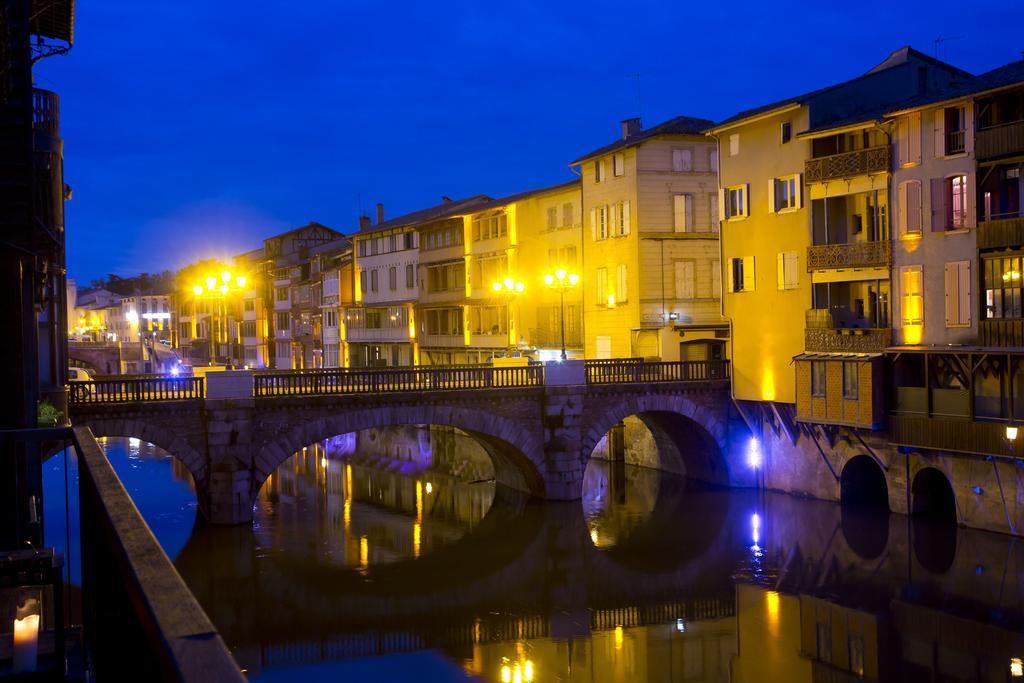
<box><xmin>252</xmin><ymin>403</ymin><xmax>547</xmax><ymax>503</ymax></box>
<box><xmin>580</xmin><ymin>392</ymin><xmax>730</xmax><ymax>485</ymax></box>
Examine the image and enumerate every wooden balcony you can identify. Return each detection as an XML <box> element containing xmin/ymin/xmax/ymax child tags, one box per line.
<box><xmin>976</xmin><ymin>121</ymin><xmax>1024</xmax><ymax>160</ymax></box>
<box><xmin>804</xmin><ymin>327</ymin><xmax>891</xmax><ymax>353</ymax></box>
<box><xmin>980</xmin><ymin>319</ymin><xmax>1024</xmax><ymax>347</ymax></box>
<box><xmin>977</xmin><ymin>216</ymin><xmax>1024</xmax><ymax>250</ymax></box>
<box><xmin>888</xmin><ymin>413</ymin><xmax>1015</xmax><ymax>458</ymax></box>
<box><xmin>804</xmin><ymin>145</ymin><xmax>891</xmax><ymax>183</ymax></box>
<box><xmin>806</xmin><ymin>240</ymin><xmax>890</xmax><ymax>271</ymax></box>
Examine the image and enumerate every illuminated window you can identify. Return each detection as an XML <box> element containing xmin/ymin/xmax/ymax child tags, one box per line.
<box><xmin>842</xmin><ymin>362</ymin><xmax>859</xmax><ymax>400</ymax></box>
<box><xmin>985</xmin><ymin>256</ymin><xmax>1023</xmax><ymax>320</ymax></box>
<box><xmin>725</xmin><ymin>185</ymin><xmax>748</xmax><ymax>219</ymax></box>
<box><xmin>948</xmin><ymin>174</ymin><xmax>968</xmax><ymax>229</ymax></box>
<box><xmin>811</xmin><ymin>362</ymin><xmax>826</xmax><ymax>398</ymax></box>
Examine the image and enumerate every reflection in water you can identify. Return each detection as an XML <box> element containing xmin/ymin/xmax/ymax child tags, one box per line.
<box><xmin>51</xmin><ymin>428</ymin><xmax>1024</xmax><ymax>682</ymax></box>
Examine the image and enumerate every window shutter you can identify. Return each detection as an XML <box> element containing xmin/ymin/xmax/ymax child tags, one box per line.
<box><xmin>777</xmin><ymin>252</ymin><xmax>785</xmax><ymax>290</ymax></box>
<box><xmin>744</xmin><ymin>184</ymin><xmax>750</xmax><ymax>217</ymax></box>
<box><xmin>931</xmin><ymin>178</ymin><xmax>947</xmax><ymax>231</ymax></box>
<box><xmin>907</xmin><ymin>181</ymin><xmax>922</xmax><ymax>233</ymax></box>
<box><xmin>944</xmin><ymin>261</ymin><xmax>958</xmax><ymax>326</ymax></box>
<box><xmin>616</xmin><ymin>264</ymin><xmax>628</xmax><ymax>302</ymax></box>
<box><xmin>959</xmin><ymin>260</ymin><xmax>971</xmax><ymax>325</ymax></box>
<box><xmin>897</xmin><ymin>182</ymin><xmax>908</xmax><ymax>233</ymax></box>
<box><xmin>609</xmin><ymin>202</ymin><xmax>619</xmax><ymax>236</ymax></box>
<box><xmin>622</xmin><ymin>200</ymin><xmax>631</xmax><ymax>235</ymax></box>
<box><xmin>590</xmin><ymin>208</ymin><xmax>596</xmax><ymax>240</ymax></box>
<box><xmin>933</xmin><ymin>108</ymin><xmax>946</xmax><ymax>158</ymax></box>
<box><xmin>786</xmin><ymin>252</ymin><xmax>799</xmax><ymax>289</ymax></box>
<box><xmin>718</xmin><ymin>189</ymin><xmax>726</xmax><ymax>221</ymax></box>
<box><xmin>794</xmin><ymin>174</ymin><xmax>804</xmax><ymax>209</ymax></box>
<box><xmin>768</xmin><ymin>178</ymin><xmax>777</xmax><ymax>214</ymax></box>
<box><xmin>712</xmin><ymin>260</ymin><xmax>722</xmax><ymax>298</ymax></box>
<box><xmin>726</xmin><ymin>259</ymin><xmax>735</xmax><ymax>293</ymax></box>
<box><xmin>742</xmin><ymin>256</ymin><xmax>755</xmax><ymax>292</ymax></box>
<box><xmin>710</xmin><ymin>193</ymin><xmax>720</xmax><ymax>232</ymax></box>
<box><xmin>675</xmin><ymin>261</ymin><xmax>694</xmax><ymax>299</ymax></box>
<box><xmin>909</xmin><ymin>112</ymin><xmax>922</xmax><ymax>165</ymax></box>
<box><xmin>896</xmin><ymin>117</ymin><xmax>908</xmax><ymax>166</ymax></box>
<box><xmin>674</xmin><ymin>195</ymin><xmax>689</xmax><ymax>232</ymax></box>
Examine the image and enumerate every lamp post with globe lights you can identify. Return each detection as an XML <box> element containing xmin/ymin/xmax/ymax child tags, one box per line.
<box><xmin>192</xmin><ymin>270</ymin><xmax>247</xmax><ymax>367</ymax></box>
<box><xmin>491</xmin><ymin>277</ymin><xmax>525</xmax><ymax>355</ymax></box>
<box><xmin>543</xmin><ymin>269</ymin><xmax>579</xmax><ymax>361</ymax></box>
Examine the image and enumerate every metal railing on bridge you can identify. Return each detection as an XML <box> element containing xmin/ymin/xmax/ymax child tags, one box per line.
<box><xmin>584</xmin><ymin>359</ymin><xmax>729</xmax><ymax>384</ymax></box>
<box><xmin>254</xmin><ymin>364</ymin><xmax>545</xmax><ymax>397</ymax></box>
<box><xmin>68</xmin><ymin>376</ymin><xmax>205</xmax><ymax>404</ymax></box>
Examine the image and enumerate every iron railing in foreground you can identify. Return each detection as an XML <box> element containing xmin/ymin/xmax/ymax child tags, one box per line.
<box><xmin>0</xmin><ymin>426</ymin><xmax>244</xmax><ymax>682</ymax></box>
<box><xmin>585</xmin><ymin>359</ymin><xmax>730</xmax><ymax>384</ymax></box>
<box><xmin>68</xmin><ymin>376</ymin><xmax>204</xmax><ymax>404</ymax></box>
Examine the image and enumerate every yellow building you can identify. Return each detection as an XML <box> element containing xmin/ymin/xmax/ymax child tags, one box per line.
<box><xmin>713</xmin><ymin>47</ymin><xmax>972</xmax><ymax>423</ymax></box>
<box><xmin>571</xmin><ymin>117</ymin><xmax>726</xmax><ymax>361</ymax></box>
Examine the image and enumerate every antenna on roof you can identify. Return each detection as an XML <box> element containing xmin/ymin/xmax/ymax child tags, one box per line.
<box><xmin>933</xmin><ymin>35</ymin><xmax>963</xmax><ymax>60</ymax></box>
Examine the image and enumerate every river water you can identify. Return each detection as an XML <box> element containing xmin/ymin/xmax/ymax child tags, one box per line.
<box><xmin>43</xmin><ymin>431</ymin><xmax>1024</xmax><ymax>682</ymax></box>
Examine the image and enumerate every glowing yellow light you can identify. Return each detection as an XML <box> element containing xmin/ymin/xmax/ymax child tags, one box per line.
<box><xmin>413</xmin><ymin>521</ymin><xmax>421</xmax><ymax>558</ymax></box>
<box><xmin>614</xmin><ymin>625</ymin><xmax>623</xmax><ymax>649</ymax></box>
<box><xmin>504</xmin><ymin>277</ymin><xmax>514</xmax><ymax>290</ymax></box>
<box><xmin>1011</xmin><ymin>657</ymin><xmax>1023</xmax><ymax>677</ymax></box>
<box><xmin>492</xmin><ymin>281</ymin><xmax>503</xmax><ymax>292</ymax></box>
<box><xmin>1007</xmin><ymin>426</ymin><xmax>1019</xmax><ymax>442</ymax></box>
<box><xmin>515</xmin><ymin>281</ymin><xmax>524</xmax><ymax>293</ymax></box>
<box><xmin>903</xmin><ymin>324</ymin><xmax>923</xmax><ymax>345</ymax></box>
<box><xmin>501</xmin><ymin>665</ymin><xmax>512</xmax><ymax>683</ymax></box>
<box><xmin>343</xmin><ymin>500</ymin><xmax>351</xmax><ymax>531</ymax></box>
<box><xmin>193</xmin><ymin>285</ymin><xmax>203</xmax><ymax>296</ymax></box>
<box><xmin>205</xmin><ymin>276</ymin><xmax>217</xmax><ymax>290</ymax></box>
<box><xmin>235</xmin><ymin>275</ymin><xmax>246</xmax><ymax>288</ymax></box>
<box><xmin>220</xmin><ymin>271</ymin><xmax>232</xmax><ymax>283</ymax></box>
<box><xmin>568</xmin><ymin>273</ymin><xmax>579</xmax><ymax>285</ymax></box>
<box><xmin>321</xmin><ymin>457</ymin><xmax>328</xmax><ymax>468</ymax></box>
<box><xmin>607</xmin><ymin>294</ymin><xmax>616</xmax><ymax>308</ymax></box>
<box><xmin>524</xmin><ymin>660</ymin><xmax>534</xmax><ymax>682</ymax></box>
<box><xmin>416</xmin><ymin>480</ymin><xmax>423</xmax><ymax>521</ymax></box>
<box><xmin>590</xmin><ymin>527</ymin><xmax>599</xmax><ymax>545</ymax></box>
<box><xmin>219</xmin><ymin>284</ymin><xmax>229</xmax><ymax>295</ymax></box>
<box><xmin>425</xmin><ymin>481</ymin><xmax>432</xmax><ymax>494</ymax></box>
<box><xmin>761</xmin><ymin>367</ymin><xmax>776</xmax><ymax>401</ymax></box>
<box><xmin>555</xmin><ymin>268</ymin><xmax>566</xmax><ymax>280</ymax></box>
<box><xmin>359</xmin><ymin>535</ymin><xmax>369</xmax><ymax>568</ymax></box>
<box><xmin>513</xmin><ymin>666</ymin><xmax>522</xmax><ymax>683</ymax></box>
<box><xmin>543</xmin><ymin>274</ymin><xmax>554</xmax><ymax>286</ymax></box>
<box><xmin>766</xmin><ymin>590</ymin><xmax>780</xmax><ymax>632</ymax></box>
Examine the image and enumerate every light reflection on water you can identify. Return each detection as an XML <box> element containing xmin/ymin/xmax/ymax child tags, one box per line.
<box><xmin>42</xmin><ymin>431</ymin><xmax>1024</xmax><ymax>682</ymax></box>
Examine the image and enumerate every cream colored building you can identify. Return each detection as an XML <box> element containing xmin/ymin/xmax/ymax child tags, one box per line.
<box><xmin>571</xmin><ymin>117</ymin><xmax>726</xmax><ymax>361</ymax></box>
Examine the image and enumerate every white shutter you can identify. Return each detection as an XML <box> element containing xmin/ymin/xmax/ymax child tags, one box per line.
<box><xmin>959</xmin><ymin>260</ymin><xmax>971</xmax><ymax>325</ymax></box>
<box><xmin>897</xmin><ymin>182</ymin><xmax>908</xmax><ymax>233</ymax></box>
<box><xmin>718</xmin><ymin>189</ymin><xmax>727</xmax><ymax>221</ymax></box>
<box><xmin>590</xmin><ymin>207</ymin><xmax>596</xmax><ymax>240</ymax></box>
<box><xmin>621</xmin><ymin>200</ymin><xmax>631</xmax><ymax>235</ymax></box>
<box><xmin>933</xmin><ymin>108</ymin><xmax>946</xmax><ymax>158</ymax></box>
<box><xmin>908</xmin><ymin>112</ymin><xmax>922</xmax><ymax>165</ymax></box>
<box><xmin>709</xmin><ymin>148</ymin><xmax>719</xmax><ymax>172</ymax></box>
<box><xmin>710</xmin><ymin>193</ymin><xmax>720</xmax><ymax>232</ymax></box>
<box><xmin>907</xmin><ymin>181</ymin><xmax>922</xmax><ymax>233</ymax></box>
<box><xmin>944</xmin><ymin>261</ymin><xmax>958</xmax><ymax>326</ymax></box>
<box><xmin>674</xmin><ymin>195</ymin><xmax>691</xmax><ymax>232</ymax></box>
<box><xmin>785</xmin><ymin>252</ymin><xmax>799</xmax><ymax>289</ymax></box>
<box><xmin>742</xmin><ymin>256</ymin><xmax>755</xmax><ymax>292</ymax></box>
<box><xmin>609</xmin><ymin>201</ymin><xmax>619</xmax><ymax>236</ymax></box>
<box><xmin>712</xmin><ymin>260</ymin><xmax>722</xmax><ymax>298</ymax></box>
<box><xmin>743</xmin><ymin>183</ymin><xmax>750</xmax><ymax>217</ymax></box>
<box><xmin>616</xmin><ymin>264</ymin><xmax>628</xmax><ymax>302</ymax></box>
<box><xmin>931</xmin><ymin>177</ymin><xmax>947</xmax><ymax>231</ymax></box>
<box><xmin>777</xmin><ymin>252</ymin><xmax>786</xmax><ymax>290</ymax></box>
<box><xmin>726</xmin><ymin>259</ymin><xmax>735</xmax><ymax>293</ymax></box>
<box><xmin>768</xmin><ymin>178</ymin><xmax>777</xmax><ymax>214</ymax></box>
<box><xmin>675</xmin><ymin>261</ymin><xmax>694</xmax><ymax>299</ymax></box>
<box><xmin>896</xmin><ymin>117</ymin><xmax>909</xmax><ymax>166</ymax></box>
<box><xmin>794</xmin><ymin>174</ymin><xmax>804</xmax><ymax>209</ymax></box>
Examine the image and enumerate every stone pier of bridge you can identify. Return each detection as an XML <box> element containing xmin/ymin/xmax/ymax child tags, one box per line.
<box><xmin>67</xmin><ymin>361</ymin><xmax>749</xmax><ymax>524</ymax></box>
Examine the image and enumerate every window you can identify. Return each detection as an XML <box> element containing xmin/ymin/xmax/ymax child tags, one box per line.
<box><xmin>781</xmin><ymin>121</ymin><xmax>792</xmax><ymax>144</ymax></box>
<box><xmin>842</xmin><ymin>362</ymin><xmax>859</xmax><ymax>400</ymax></box>
<box><xmin>324</xmin><ymin>310</ymin><xmax>337</xmax><ymax>328</ymax></box>
<box><xmin>406</xmin><ymin>264</ymin><xmax>414</xmax><ymax>288</ymax></box>
<box><xmin>728</xmin><ymin>256</ymin><xmax>754</xmax><ymax>292</ymax></box>
<box><xmin>777</xmin><ymin>251</ymin><xmax>798</xmax><ymax>290</ymax></box>
<box><xmin>471</xmin><ymin>213</ymin><xmax>508</xmax><ymax>241</ymax></box>
<box><xmin>898</xmin><ymin>180</ymin><xmax>923</xmax><ymax>235</ymax></box>
<box><xmin>616</xmin><ymin>264</ymin><xmax>628</xmax><ymax>303</ymax></box>
<box><xmin>596</xmin><ymin>267</ymin><xmax>608</xmax><ymax>305</ymax></box>
<box><xmin>358</xmin><ymin>241</ymin><xmax>367</xmax><ymax>257</ymax></box>
<box><xmin>674</xmin><ymin>261</ymin><xmax>695</xmax><ymax>299</ymax></box>
<box><xmin>900</xmin><ymin>265</ymin><xmax>924</xmax><ymax>326</ymax></box>
<box><xmin>546</xmin><ymin>206</ymin><xmax>558</xmax><ymax>229</ymax></box>
<box><xmin>729</xmin><ymin>134</ymin><xmax>739</xmax><ymax>156</ymax></box>
<box><xmin>772</xmin><ymin>175</ymin><xmax>800</xmax><ymax>212</ymax></box>
<box><xmin>944</xmin><ymin>260</ymin><xmax>971</xmax><ymax>327</ymax></box>
<box><xmin>612</xmin><ymin>153</ymin><xmax>625</xmax><ymax>176</ymax></box>
<box><xmin>359</xmin><ymin>270</ymin><xmax>367</xmax><ymax>295</ymax></box>
<box><xmin>389</xmin><ymin>235</ymin><xmax>396</xmax><ymax>252</ymax></box>
<box><xmin>370</xmin><ymin>270</ymin><xmax>378</xmax><ymax>292</ymax></box>
<box><xmin>244</xmin><ymin>299</ymin><xmax>255</xmax><ymax>312</ymax></box>
<box><xmin>897</xmin><ymin>112</ymin><xmax>922</xmax><ymax>166</ymax></box>
<box><xmin>811</xmin><ymin>362</ymin><xmax>827</xmax><ymax>398</ymax></box>
<box><xmin>389</xmin><ymin>266</ymin><xmax>397</xmax><ymax>291</ymax></box>
<box><xmin>562</xmin><ymin>202</ymin><xmax>574</xmax><ymax>227</ymax></box>
<box><xmin>724</xmin><ymin>185</ymin><xmax>748</xmax><ymax>219</ymax></box>
<box><xmin>275</xmin><ymin>312</ymin><xmax>289</xmax><ymax>332</ymax></box>
<box><xmin>613</xmin><ymin>201</ymin><xmax>631</xmax><ymax>236</ymax></box>
<box><xmin>591</xmin><ymin>205</ymin><xmax>610</xmax><ymax>240</ymax></box>
<box><xmin>426</xmin><ymin>262</ymin><xmax>465</xmax><ymax>292</ymax></box>
<box><xmin>709</xmin><ymin>193</ymin><xmax>720</xmax><ymax>231</ymax></box>
<box><xmin>816</xmin><ymin>622</ymin><xmax>832</xmax><ymax>662</ymax></box>
<box><xmin>712</xmin><ymin>260</ymin><xmax>722</xmax><ymax>299</ymax></box>
<box><xmin>596</xmin><ymin>159</ymin><xmax>606</xmax><ymax>183</ymax></box>
<box><xmin>240</xmin><ymin>321</ymin><xmax>257</xmax><ymax>338</ymax></box>
<box><xmin>404</xmin><ymin>232</ymin><xmax>415</xmax><ymax>249</ymax></box>
<box><xmin>849</xmin><ymin>636</ymin><xmax>865</xmax><ymax>677</ymax></box>
<box><xmin>275</xmin><ymin>287</ymin><xmax>288</xmax><ymax>301</ymax></box>
<box><xmin>984</xmin><ymin>256</ymin><xmax>1024</xmax><ymax>320</ymax></box>
<box><xmin>674</xmin><ymin>194</ymin><xmax>693</xmax><ymax>232</ymax></box>
<box><xmin>470</xmin><ymin>305</ymin><xmax>507</xmax><ymax>335</ymax></box>
<box><xmin>709</xmin><ymin>148</ymin><xmax>719</xmax><ymax>172</ymax></box>
<box><xmin>672</xmin><ymin>148</ymin><xmax>693</xmax><ymax>172</ymax></box>
<box><xmin>940</xmin><ymin>106</ymin><xmax>966</xmax><ymax>156</ymax></box>
<box><xmin>949</xmin><ymin>174</ymin><xmax>968</xmax><ymax>229</ymax></box>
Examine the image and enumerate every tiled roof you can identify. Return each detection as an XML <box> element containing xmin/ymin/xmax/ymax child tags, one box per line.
<box><xmin>463</xmin><ymin>179</ymin><xmax>580</xmax><ymax>213</ymax></box>
<box><xmin>884</xmin><ymin>59</ymin><xmax>1024</xmax><ymax>114</ymax></box>
<box><xmin>570</xmin><ymin>116</ymin><xmax>715</xmax><ymax>165</ymax></box>
<box><xmin>361</xmin><ymin>195</ymin><xmax>493</xmax><ymax>234</ymax></box>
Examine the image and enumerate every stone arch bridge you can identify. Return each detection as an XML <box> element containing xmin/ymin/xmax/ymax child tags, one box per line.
<box><xmin>67</xmin><ymin>360</ymin><xmax>751</xmax><ymax>524</ymax></box>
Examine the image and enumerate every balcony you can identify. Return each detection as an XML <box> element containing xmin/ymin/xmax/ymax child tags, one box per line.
<box><xmin>889</xmin><ymin>414</ymin><xmax>1015</xmax><ymax>458</ymax></box>
<box><xmin>805</xmin><ymin>309</ymin><xmax>891</xmax><ymax>352</ymax></box>
<box><xmin>980</xmin><ymin>319</ymin><xmax>1024</xmax><ymax>347</ymax></box>
<box><xmin>530</xmin><ymin>327</ymin><xmax>583</xmax><ymax>348</ymax></box>
<box><xmin>977</xmin><ymin>216</ymin><xmax>1024</xmax><ymax>250</ymax></box>
<box><xmin>32</xmin><ymin>88</ymin><xmax>60</xmax><ymax>136</ymax></box>
<box><xmin>804</xmin><ymin>145</ymin><xmax>891</xmax><ymax>183</ymax></box>
<box><xmin>976</xmin><ymin>121</ymin><xmax>1024</xmax><ymax>160</ymax></box>
<box><xmin>806</xmin><ymin>240</ymin><xmax>891</xmax><ymax>271</ymax></box>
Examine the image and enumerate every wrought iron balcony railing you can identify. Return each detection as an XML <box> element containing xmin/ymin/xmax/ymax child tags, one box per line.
<box><xmin>804</xmin><ymin>327</ymin><xmax>892</xmax><ymax>353</ymax></box>
<box><xmin>806</xmin><ymin>240</ymin><xmax>891</xmax><ymax>271</ymax></box>
<box><xmin>804</xmin><ymin>145</ymin><xmax>891</xmax><ymax>183</ymax></box>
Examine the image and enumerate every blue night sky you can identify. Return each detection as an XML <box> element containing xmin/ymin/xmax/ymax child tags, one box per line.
<box><xmin>33</xmin><ymin>1</ymin><xmax>1024</xmax><ymax>284</ymax></box>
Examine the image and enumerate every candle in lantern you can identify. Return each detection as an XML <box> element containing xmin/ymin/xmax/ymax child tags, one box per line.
<box><xmin>13</xmin><ymin>613</ymin><xmax>40</xmax><ymax>672</ymax></box>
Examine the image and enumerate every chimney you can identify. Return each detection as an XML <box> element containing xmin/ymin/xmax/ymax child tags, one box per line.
<box><xmin>359</xmin><ymin>214</ymin><xmax>371</xmax><ymax>231</ymax></box>
<box><xmin>441</xmin><ymin>196</ymin><xmax>453</xmax><ymax>203</ymax></box>
<box><xmin>376</xmin><ymin>202</ymin><xmax>384</xmax><ymax>225</ymax></box>
<box><xmin>621</xmin><ymin>118</ymin><xmax>642</xmax><ymax>139</ymax></box>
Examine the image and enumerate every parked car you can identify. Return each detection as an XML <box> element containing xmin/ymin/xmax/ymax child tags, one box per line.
<box><xmin>68</xmin><ymin>367</ymin><xmax>95</xmax><ymax>397</ymax></box>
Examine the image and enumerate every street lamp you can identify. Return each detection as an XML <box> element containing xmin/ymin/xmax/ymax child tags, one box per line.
<box><xmin>542</xmin><ymin>268</ymin><xmax>579</xmax><ymax>361</ymax></box>
<box><xmin>491</xmin><ymin>277</ymin><xmax>525</xmax><ymax>354</ymax></box>
<box><xmin>193</xmin><ymin>269</ymin><xmax>247</xmax><ymax>368</ymax></box>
